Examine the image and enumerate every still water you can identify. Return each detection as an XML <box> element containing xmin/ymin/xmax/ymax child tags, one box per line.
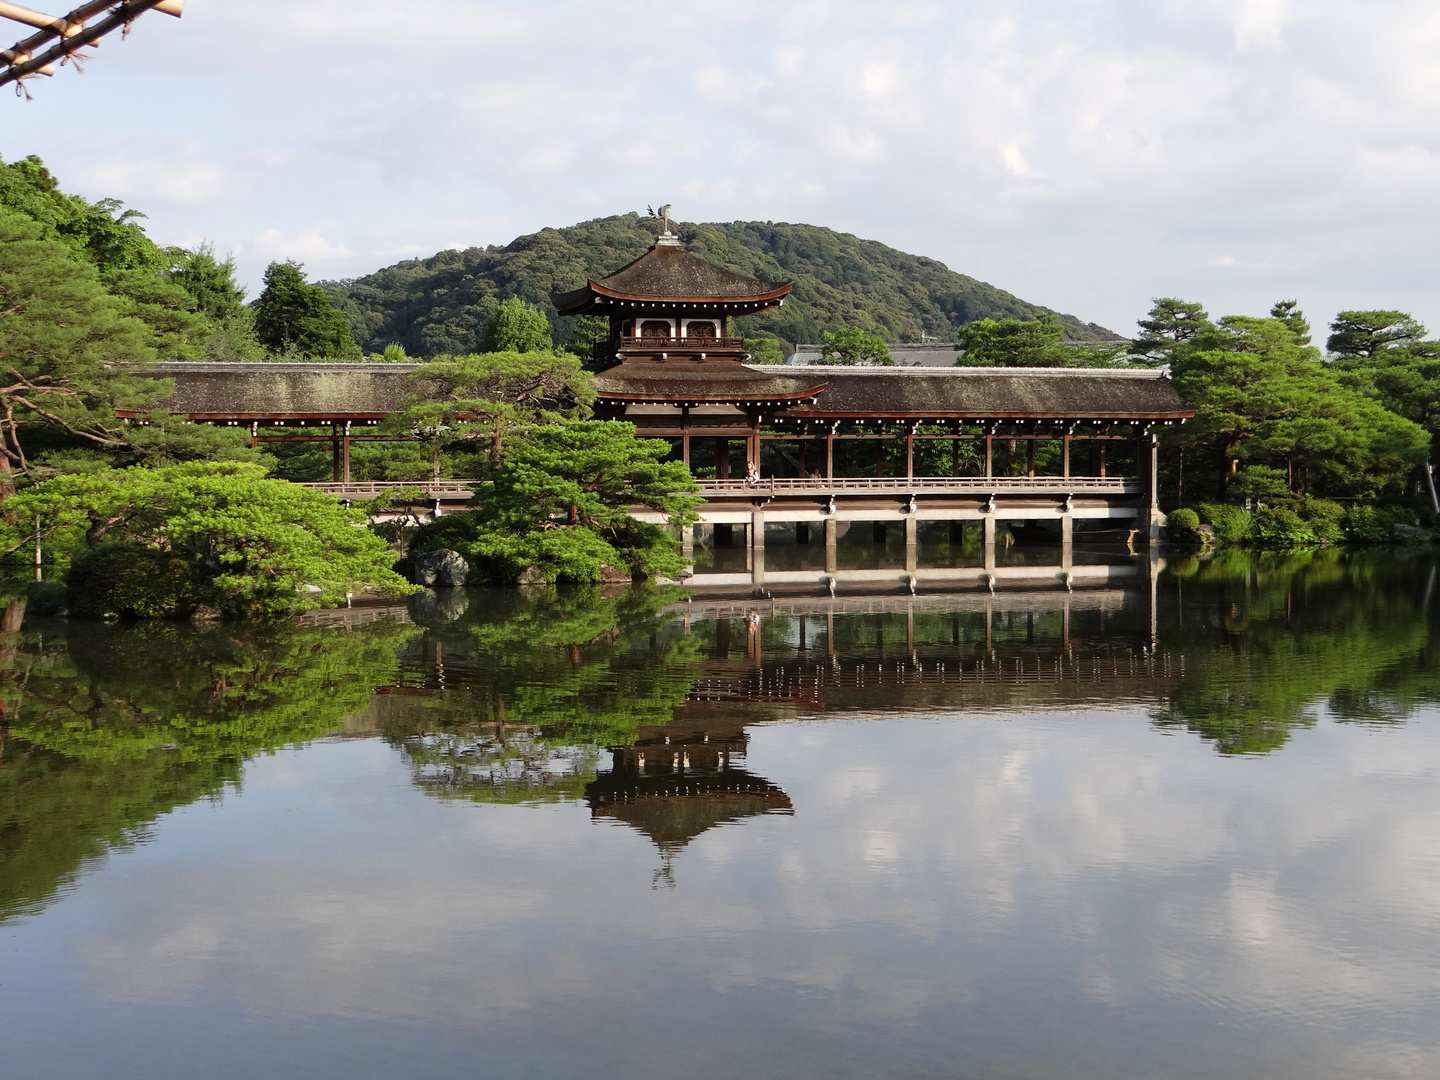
<box><xmin>3</xmin><ymin>551</ymin><xmax>1439</xmax><ymax>1079</ymax></box>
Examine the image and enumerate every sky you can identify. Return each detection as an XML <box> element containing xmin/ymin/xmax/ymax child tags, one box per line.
<box><xmin>4</xmin><ymin>0</ymin><xmax>1440</xmax><ymax>337</ymax></box>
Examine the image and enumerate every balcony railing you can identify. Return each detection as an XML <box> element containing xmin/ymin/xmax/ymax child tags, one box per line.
<box><xmin>696</xmin><ymin>476</ymin><xmax>1139</xmax><ymax>495</ymax></box>
<box><xmin>593</xmin><ymin>337</ymin><xmax>749</xmax><ymax>361</ymax></box>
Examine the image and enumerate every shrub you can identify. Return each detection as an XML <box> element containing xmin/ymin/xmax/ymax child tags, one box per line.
<box><xmin>1232</xmin><ymin>464</ymin><xmax>1290</xmax><ymax>504</ymax></box>
<box><xmin>1343</xmin><ymin>505</ymin><xmax>1390</xmax><ymax>544</ymax></box>
<box><xmin>1166</xmin><ymin>507</ymin><xmax>1201</xmax><ymax>540</ymax></box>
<box><xmin>1198</xmin><ymin>503</ymin><xmax>1253</xmax><ymax>544</ymax></box>
<box><xmin>67</xmin><ymin>543</ymin><xmax>197</xmax><ymax>618</ymax></box>
<box><xmin>25</xmin><ymin>580</ymin><xmax>68</xmax><ymax>617</ymax></box>
<box><xmin>1297</xmin><ymin>497</ymin><xmax>1345</xmax><ymax>543</ymax></box>
<box><xmin>1251</xmin><ymin>506</ymin><xmax>1318</xmax><ymax>549</ymax></box>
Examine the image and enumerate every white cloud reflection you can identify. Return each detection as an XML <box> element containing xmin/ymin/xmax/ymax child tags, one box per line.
<box><xmin>15</xmin><ymin>707</ymin><xmax>1433</xmax><ymax>1079</ymax></box>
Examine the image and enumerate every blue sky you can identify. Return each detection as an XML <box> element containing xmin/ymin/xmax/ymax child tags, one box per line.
<box><xmin>4</xmin><ymin>0</ymin><xmax>1439</xmax><ymax>337</ymax></box>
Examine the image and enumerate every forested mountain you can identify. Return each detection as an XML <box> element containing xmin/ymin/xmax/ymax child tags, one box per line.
<box><xmin>322</xmin><ymin>214</ymin><xmax>1118</xmax><ymax>356</ymax></box>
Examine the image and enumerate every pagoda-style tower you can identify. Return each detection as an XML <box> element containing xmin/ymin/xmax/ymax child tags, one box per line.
<box><xmin>552</xmin><ymin>224</ymin><xmax>826</xmax><ymax>475</ymax></box>
<box><xmin>552</xmin><ymin>225</ymin><xmax>792</xmax><ymax>366</ymax></box>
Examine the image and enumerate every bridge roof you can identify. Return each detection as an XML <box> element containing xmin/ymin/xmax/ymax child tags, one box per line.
<box><xmin>777</xmin><ymin>365</ymin><xmax>1190</xmax><ymax>421</ymax></box>
<box><xmin>125</xmin><ymin>362</ymin><xmax>427</xmax><ymax>421</ymax></box>
<box><xmin>129</xmin><ymin>361</ymin><xmax>1191</xmax><ymax>425</ymax></box>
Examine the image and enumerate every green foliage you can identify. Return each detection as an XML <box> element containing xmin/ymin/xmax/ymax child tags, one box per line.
<box><xmin>1151</xmin><ymin>551</ymin><xmax>1438</xmax><ymax>753</ymax></box>
<box><xmin>25</xmin><ymin>579</ymin><xmax>66</xmax><ymax>615</ymax></box>
<box><xmin>1342</xmin><ymin>504</ymin><xmax>1389</xmax><ymax>544</ymax></box>
<box><xmin>1251</xmin><ymin>506</ymin><xmax>1317</xmax><ymax>549</ymax></box>
<box><xmin>0</xmin><ymin>206</ymin><xmax>213</xmax><ymax>485</ymax></box>
<box><xmin>819</xmin><ymin>325</ymin><xmax>891</xmax><ymax>366</ymax></box>
<box><xmin>0</xmin><ymin>617</ymin><xmax>417</xmax><ymax>921</ymax></box>
<box><xmin>67</xmin><ymin>542</ymin><xmax>196</xmax><ymax>618</ymax></box>
<box><xmin>320</xmin><ymin>213</ymin><xmax>1115</xmax><ymax>356</ymax></box>
<box><xmin>1128</xmin><ymin>298</ymin><xmax>1212</xmax><ymax>365</ymax></box>
<box><xmin>170</xmin><ymin>243</ymin><xmax>247</xmax><ymax>321</ymax></box>
<box><xmin>565</xmin><ymin>314</ymin><xmax>610</xmax><ymax>359</ymax></box>
<box><xmin>1297</xmin><ymin>497</ymin><xmax>1345</xmax><ymax>543</ymax></box>
<box><xmin>0</xmin><ymin>155</ymin><xmax>240</xmax><ymax>361</ymax></box>
<box><xmin>1232</xmin><ymin>464</ymin><xmax>1290</xmax><ymax>503</ymax></box>
<box><xmin>1327</xmin><ymin>310</ymin><xmax>1426</xmax><ymax>358</ymax></box>
<box><xmin>480</xmin><ymin>297</ymin><xmax>553</xmax><ymax>353</ymax></box>
<box><xmin>5</xmin><ymin>463</ymin><xmax>416</xmax><ymax>617</ymax></box>
<box><xmin>745</xmin><ymin>336</ymin><xmax>788</xmax><ymax>364</ymax></box>
<box><xmin>386</xmin><ymin>351</ymin><xmax>595</xmax><ymax>473</ymax></box>
<box><xmin>1166</xmin><ymin>507</ymin><xmax>1201</xmax><ymax>539</ymax></box>
<box><xmin>1198</xmin><ymin>502</ymin><xmax>1254</xmax><ymax>543</ymax></box>
<box><xmin>957</xmin><ymin>314</ymin><xmax>1126</xmax><ymax>368</ymax></box>
<box><xmin>252</xmin><ymin>260</ymin><xmax>361</xmax><ymax>360</ymax></box>
<box><xmin>1169</xmin><ymin>311</ymin><xmax>1430</xmax><ymax>501</ymax></box>
<box><xmin>203</xmin><ymin>309</ymin><xmax>266</xmax><ymax>362</ymax></box>
<box><xmin>430</xmin><ymin>419</ymin><xmax>700</xmax><ymax>583</ymax></box>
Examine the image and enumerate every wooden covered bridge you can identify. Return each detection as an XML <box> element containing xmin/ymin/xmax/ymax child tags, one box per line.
<box><xmin>128</xmin><ymin>232</ymin><xmax>1190</xmax><ymax>592</ymax></box>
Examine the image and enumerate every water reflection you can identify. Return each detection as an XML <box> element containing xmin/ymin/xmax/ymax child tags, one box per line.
<box><xmin>2</xmin><ymin>550</ymin><xmax>1439</xmax><ymax>928</ymax></box>
<box><xmin>586</xmin><ymin>718</ymin><xmax>793</xmax><ymax>887</ymax></box>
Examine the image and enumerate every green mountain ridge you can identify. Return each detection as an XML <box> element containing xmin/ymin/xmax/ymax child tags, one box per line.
<box><xmin>322</xmin><ymin>214</ymin><xmax>1119</xmax><ymax>357</ymax></box>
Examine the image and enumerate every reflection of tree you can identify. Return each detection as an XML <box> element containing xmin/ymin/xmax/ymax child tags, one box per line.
<box><xmin>0</xmin><ymin>618</ymin><xmax>417</xmax><ymax>922</ymax></box>
<box><xmin>386</xmin><ymin>585</ymin><xmax>705</xmax><ymax>803</ymax></box>
<box><xmin>1153</xmin><ymin>551</ymin><xmax>1439</xmax><ymax>753</ymax></box>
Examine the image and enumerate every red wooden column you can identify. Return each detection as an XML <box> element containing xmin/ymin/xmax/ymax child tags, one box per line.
<box><xmin>826</xmin><ymin>424</ymin><xmax>836</xmax><ymax>479</ymax></box>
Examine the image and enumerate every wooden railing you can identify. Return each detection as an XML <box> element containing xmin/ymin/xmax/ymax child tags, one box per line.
<box><xmin>299</xmin><ymin>481</ymin><xmax>475</xmax><ymax>500</ymax></box>
<box><xmin>594</xmin><ymin>337</ymin><xmax>749</xmax><ymax>360</ymax></box>
<box><xmin>696</xmin><ymin>477</ymin><xmax>1139</xmax><ymax>495</ymax></box>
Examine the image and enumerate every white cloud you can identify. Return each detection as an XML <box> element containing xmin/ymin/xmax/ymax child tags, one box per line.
<box><xmin>247</xmin><ymin>227</ymin><xmax>353</xmax><ymax>265</ymax></box>
<box><xmin>6</xmin><ymin>0</ymin><xmax>1440</xmax><ymax>332</ymax></box>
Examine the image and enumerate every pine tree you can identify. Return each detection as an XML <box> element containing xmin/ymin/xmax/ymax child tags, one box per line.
<box><xmin>252</xmin><ymin>261</ymin><xmax>361</xmax><ymax>360</ymax></box>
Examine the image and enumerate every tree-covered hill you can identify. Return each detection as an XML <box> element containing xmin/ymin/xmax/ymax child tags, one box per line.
<box><xmin>322</xmin><ymin>214</ymin><xmax>1118</xmax><ymax>357</ymax></box>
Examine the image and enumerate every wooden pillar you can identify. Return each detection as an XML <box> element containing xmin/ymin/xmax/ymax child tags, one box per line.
<box><xmin>906</xmin><ymin>425</ymin><xmax>915</xmax><ymax>478</ymax></box>
<box><xmin>751</xmin><ymin>508</ymin><xmax>766</xmax><ymax>585</ymax></box>
<box><xmin>751</xmin><ymin>416</ymin><xmax>762</xmax><ymax>478</ymax></box>
<box><xmin>681</xmin><ymin>406</ymin><xmax>690</xmax><ymax>467</ymax></box>
<box><xmin>1100</xmin><ymin>441</ymin><xmax>1107</xmax><ymax>478</ymax></box>
<box><xmin>331</xmin><ymin>430</ymin><xmax>342</xmax><ymax>483</ymax></box>
<box><xmin>1062</xmin><ymin>430</ymin><xmax>1070</xmax><ymax>478</ymax></box>
<box><xmin>341</xmin><ymin>422</ymin><xmax>352</xmax><ymax>484</ymax></box>
<box><xmin>985</xmin><ymin>429</ymin><xmax>993</xmax><ymax>478</ymax></box>
<box><xmin>715</xmin><ymin>438</ymin><xmax>729</xmax><ymax>480</ymax></box>
<box><xmin>826</xmin><ymin>425</ymin><xmax>835</xmax><ymax>479</ymax></box>
<box><xmin>875</xmin><ymin>427</ymin><xmax>886</xmax><ymax>478</ymax></box>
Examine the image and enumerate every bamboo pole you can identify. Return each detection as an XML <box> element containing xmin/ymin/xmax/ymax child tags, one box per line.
<box><xmin>3</xmin><ymin>0</ymin><xmax>182</xmax><ymax>88</ymax></box>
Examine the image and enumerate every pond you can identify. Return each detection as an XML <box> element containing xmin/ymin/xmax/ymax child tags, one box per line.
<box><xmin>2</xmin><ymin>550</ymin><xmax>1438</xmax><ymax>1079</ymax></box>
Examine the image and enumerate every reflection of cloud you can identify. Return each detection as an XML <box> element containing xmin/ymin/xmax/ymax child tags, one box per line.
<box><xmin>54</xmin><ymin>711</ymin><xmax>1440</xmax><ymax>1072</ymax></box>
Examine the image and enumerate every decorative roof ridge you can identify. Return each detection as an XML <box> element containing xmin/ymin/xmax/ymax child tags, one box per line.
<box><xmin>137</xmin><ymin>362</ymin><xmax>428</xmax><ymax>373</ymax></box>
<box><xmin>774</xmin><ymin>364</ymin><xmax>1171</xmax><ymax>378</ymax></box>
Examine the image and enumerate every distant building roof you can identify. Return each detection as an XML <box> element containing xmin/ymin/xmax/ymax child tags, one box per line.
<box><xmin>553</xmin><ymin>243</ymin><xmax>791</xmax><ymax>316</ymax></box>
<box><xmin>789</xmin><ymin>342</ymin><xmax>959</xmax><ymax>367</ymax></box>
